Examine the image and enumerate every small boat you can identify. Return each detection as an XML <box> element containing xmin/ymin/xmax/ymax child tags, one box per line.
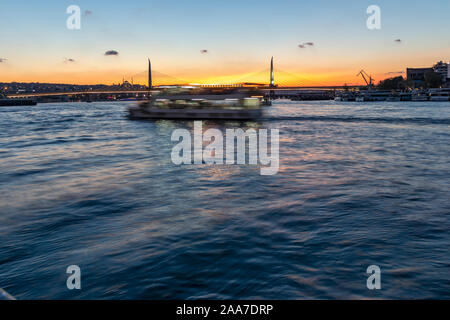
<box><xmin>335</xmin><ymin>92</ymin><xmax>356</xmax><ymax>102</ymax></box>
<box><xmin>128</xmin><ymin>87</ymin><xmax>264</xmax><ymax>120</ymax></box>
<box><xmin>387</xmin><ymin>93</ymin><xmax>401</xmax><ymax>102</ymax></box>
<box><xmin>429</xmin><ymin>89</ymin><xmax>450</xmax><ymax>101</ymax></box>
<box><xmin>411</xmin><ymin>91</ymin><xmax>429</xmax><ymax>101</ymax></box>
<box><xmin>356</xmin><ymin>91</ymin><xmax>392</xmax><ymax>102</ymax></box>
<box><xmin>399</xmin><ymin>93</ymin><xmax>412</xmax><ymax>101</ymax></box>
<box><xmin>0</xmin><ymin>94</ymin><xmax>37</xmax><ymax>107</ymax></box>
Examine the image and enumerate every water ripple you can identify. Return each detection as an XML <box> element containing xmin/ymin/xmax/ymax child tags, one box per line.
<box><xmin>0</xmin><ymin>101</ymin><xmax>449</xmax><ymax>299</ymax></box>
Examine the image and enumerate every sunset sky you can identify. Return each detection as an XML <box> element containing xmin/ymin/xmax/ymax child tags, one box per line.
<box><xmin>1</xmin><ymin>0</ymin><xmax>449</xmax><ymax>86</ymax></box>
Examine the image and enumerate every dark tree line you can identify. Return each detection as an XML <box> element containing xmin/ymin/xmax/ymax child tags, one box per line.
<box><xmin>377</xmin><ymin>76</ymin><xmax>406</xmax><ymax>90</ymax></box>
<box><xmin>377</xmin><ymin>71</ymin><xmax>443</xmax><ymax>90</ymax></box>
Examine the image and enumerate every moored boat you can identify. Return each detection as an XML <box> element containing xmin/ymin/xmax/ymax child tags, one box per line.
<box><xmin>400</xmin><ymin>92</ymin><xmax>412</xmax><ymax>101</ymax></box>
<box><xmin>387</xmin><ymin>94</ymin><xmax>401</xmax><ymax>102</ymax></box>
<box><xmin>411</xmin><ymin>91</ymin><xmax>429</xmax><ymax>101</ymax></box>
<box><xmin>429</xmin><ymin>89</ymin><xmax>450</xmax><ymax>101</ymax></box>
<box><xmin>335</xmin><ymin>91</ymin><xmax>356</xmax><ymax>102</ymax></box>
<box><xmin>0</xmin><ymin>94</ymin><xmax>37</xmax><ymax>106</ymax></box>
<box><xmin>356</xmin><ymin>91</ymin><xmax>392</xmax><ymax>102</ymax></box>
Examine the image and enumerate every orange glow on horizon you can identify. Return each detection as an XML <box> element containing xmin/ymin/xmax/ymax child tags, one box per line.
<box><xmin>0</xmin><ymin>69</ymin><xmax>382</xmax><ymax>87</ymax></box>
<box><xmin>0</xmin><ymin>52</ymin><xmax>443</xmax><ymax>88</ymax></box>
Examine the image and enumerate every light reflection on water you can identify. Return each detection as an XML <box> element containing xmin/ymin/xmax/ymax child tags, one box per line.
<box><xmin>0</xmin><ymin>101</ymin><xmax>449</xmax><ymax>299</ymax></box>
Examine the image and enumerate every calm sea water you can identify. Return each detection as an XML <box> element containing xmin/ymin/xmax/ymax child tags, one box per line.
<box><xmin>0</xmin><ymin>101</ymin><xmax>449</xmax><ymax>299</ymax></box>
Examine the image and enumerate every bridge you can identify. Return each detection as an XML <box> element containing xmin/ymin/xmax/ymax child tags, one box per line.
<box><xmin>8</xmin><ymin>90</ymin><xmax>153</xmax><ymax>99</ymax></box>
<box><xmin>5</xmin><ymin>58</ymin><xmax>360</xmax><ymax>101</ymax></box>
<box><xmin>7</xmin><ymin>87</ymin><xmax>346</xmax><ymax>98</ymax></box>
<box><xmin>6</xmin><ymin>87</ymin><xmax>344</xmax><ymax>102</ymax></box>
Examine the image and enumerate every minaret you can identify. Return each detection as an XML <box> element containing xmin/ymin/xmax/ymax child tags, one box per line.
<box><xmin>148</xmin><ymin>58</ymin><xmax>152</xmax><ymax>90</ymax></box>
<box><xmin>270</xmin><ymin>57</ymin><xmax>274</xmax><ymax>87</ymax></box>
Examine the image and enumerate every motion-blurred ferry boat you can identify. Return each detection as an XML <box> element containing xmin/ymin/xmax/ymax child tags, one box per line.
<box><xmin>128</xmin><ymin>87</ymin><xmax>264</xmax><ymax>120</ymax></box>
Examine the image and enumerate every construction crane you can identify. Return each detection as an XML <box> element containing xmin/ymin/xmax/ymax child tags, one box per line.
<box><xmin>357</xmin><ymin>70</ymin><xmax>374</xmax><ymax>89</ymax></box>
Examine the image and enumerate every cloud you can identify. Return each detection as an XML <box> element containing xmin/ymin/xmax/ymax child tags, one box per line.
<box><xmin>0</xmin><ymin>58</ymin><xmax>7</xmax><ymax>63</ymax></box>
<box><xmin>104</xmin><ymin>50</ymin><xmax>119</xmax><ymax>56</ymax></box>
<box><xmin>298</xmin><ymin>42</ymin><xmax>314</xmax><ymax>49</ymax></box>
<box><xmin>200</xmin><ymin>49</ymin><xmax>208</xmax><ymax>54</ymax></box>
